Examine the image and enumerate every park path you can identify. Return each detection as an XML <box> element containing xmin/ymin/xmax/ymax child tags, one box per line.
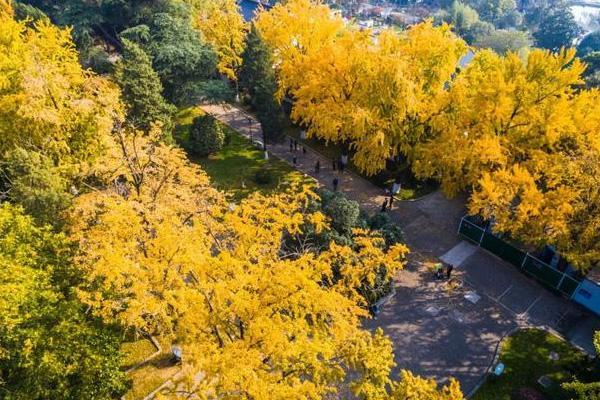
<box><xmin>201</xmin><ymin>103</ymin><xmax>599</xmax><ymax>396</ymax></box>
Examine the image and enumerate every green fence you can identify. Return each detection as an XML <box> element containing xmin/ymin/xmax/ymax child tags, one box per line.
<box><xmin>458</xmin><ymin>216</ymin><xmax>581</xmax><ymax>298</ymax></box>
<box><xmin>457</xmin><ymin>218</ymin><xmax>485</xmax><ymax>244</ymax></box>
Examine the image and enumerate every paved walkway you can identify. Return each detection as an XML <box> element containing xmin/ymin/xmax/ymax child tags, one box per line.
<box><xmin>202</xmin><ymin>103</ymin><xmax>599</xmax><ymax>396</ymax></box>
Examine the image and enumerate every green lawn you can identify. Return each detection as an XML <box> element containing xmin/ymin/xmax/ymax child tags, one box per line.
<box><xmin>473</xmin><ymin>329</ymin><xmax>589</xmax><ymax>400</ymax></box>
<box><xmin>122</xmin><ymin>336</ymin><xmax>179</xmax><ymax>400</ymax></box>
<box><xmin>121</xmin><ymin>336</ymin><xmax>157</xmax><ymax>370</ymax></box>
<box><xmin>175</xmin><ymin>106</ymin><xmax>313</xmax><ymax>201</ymax></box>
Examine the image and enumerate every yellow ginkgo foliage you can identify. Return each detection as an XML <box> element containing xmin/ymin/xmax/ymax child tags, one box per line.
<box><xmin>414</xmin><ymin>48</ymin><xmax>600</xmax><ymax>271</ymax></box>
<box><xmin>256</xmin><ymin>1</ymin><xmax>466</xmax><ymax>174</ymax></box>
<box><xmin>0</xmin><ymin>7</ymin><xmax>122</xmax><ymax>173</ymax></box>
<box><xmin>187</xmin><ymin>0</ymin><xmax>247</xmax><ymax>81</ymax></box>
<box><xmin>68</xmin><ymin>125</ymin><xmax>431</xmax><ymax>398</ymax></box>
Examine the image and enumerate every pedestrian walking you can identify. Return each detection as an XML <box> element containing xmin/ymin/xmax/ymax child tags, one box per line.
<box><xmin>341</xmin><ymin>153</ymin><xmax>348</xmax><ymax>168</ymax></box>
<box><xmin>294</xmin><ymin>139</ymin><xmax>298</xmax><ymax>151</ymax></box>
<box><xmin>338</xmin><ymin>159</ymin><xmax>345</xmax><ymax>173</ymax></box>
<box><xmin>315</xmin><ymin>160</ymin><xmax>321</xmax><ymax>174</ymax></box>
<box><xmin>388</xmin><ymin>193</ymin><xmax>394</xmax><ymax>210</ymax></box>
<box><xmin>333</xmin><ymin>177</ymin><xmax>339</xmax><ymax>192</ymax></box>
<box><xmin>332</xmin><ymin>160</ymin><xmax>337</xmax><ymax>171</ymax></box>
<box><xmin>381</xmin><ymin>198</ymin><xmax>388</xmax><ymax>212</ymax></box>
<box><xmin>302</xmin><ymin>146</ymin><xmax>307</xmax><ymax>155</ymax></box>
<box><xmin>289</xmin><ymin>142</ymin><xmax>293</xmax><ymax>152</ymax></box>
<box><xmin>446</xmin><ymin>264</ymin><xmax>454</xmax><ymax>279</ymax></box>
<box><xmin>292</xmin><ymin>155</ymin><xmax>297</xmax><ymax>165</ymax></box>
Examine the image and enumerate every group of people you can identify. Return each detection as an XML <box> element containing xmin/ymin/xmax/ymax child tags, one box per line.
<box><xmin>289</xmin><ymin>138</ymin><xmax>307</xmax><ymax>166</ymax></box>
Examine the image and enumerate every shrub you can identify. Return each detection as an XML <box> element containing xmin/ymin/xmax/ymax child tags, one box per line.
<box><xmin>253</xmin><ymin>167</ymin><xmax>274</xmax><ymax>185</ymax></box>
<box><xmin>188</xmin><ymin>115</ymin><xmax>225</xmax><ymax>156</ymax></box>
<box><xmin>323</xmin><ymin>193</ymin><xmax>361</xmax><ymax>234</ymax></box>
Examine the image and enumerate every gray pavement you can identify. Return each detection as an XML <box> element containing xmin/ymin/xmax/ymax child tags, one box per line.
<box><xmin>202</xmin><ymin>103</ymin><xmax>599</xmax><ymax>396</ymax></box>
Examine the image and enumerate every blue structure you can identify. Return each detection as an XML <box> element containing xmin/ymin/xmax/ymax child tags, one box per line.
<box><xmin>572</xmin><ymin>278</ymin><xmax>600</xmax><ymax>317</ymax></box>
<box><xmin>239</xmin><ymin>0</ymin><xmax>272</xmax><ymax>22</ymax></box>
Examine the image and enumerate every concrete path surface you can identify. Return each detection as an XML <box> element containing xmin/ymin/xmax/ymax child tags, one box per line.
<box><xmin>201</xmin><ymin>103</ymin><xmax>599</xmax><ymax>396</ymax></box>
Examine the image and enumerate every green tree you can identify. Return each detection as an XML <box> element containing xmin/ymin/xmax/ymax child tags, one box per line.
<box><xmin>470</xmin><ymin>0</ymin><xmax>521</xmax><ymax>27</ymax></box>
<box><xmin>562</xmin><ymin>331</ymin><xmax>600</xmax><ymax>399</ymax></box>
<box><xmin>0</xmin><ymin>203</ymin><xmax>128</xmax><ymax>400</ymax></box>
<box><xmin>115</xmin><ymin>39</ymin><xmax>175</xmax><ymax>138</ymax></box>
<box><xmin>0</xmin><ymin>149</ymin><xmax>70</xmax><ymax>227</ymax></box>
<box><xmin>188</xmin><ymin>114</ymin><xmax>225</xmax><ymax>156</ymax></box>
<box><xmin>120</xmin><ymin>2</ymin><xmax>223</xmax><ymax>105</ymax></box>
<box><xmin>474</xmin><ymin>28</ymin><xmax>531</xmax><ymax>54</ymax></box>
<box><xmin>240</xmin><ymin>25</ymin><xmax>286</xmax><ymax>143</ymax></box>
<box><xmin>578</xmin><ymin>30</ymin><xmax>600</xmax><ymax>57</ymax></box>
<box><xmin>533</xmin><ymin>3</ymin><xmax>582</xmax><ymax>51</ymax></box>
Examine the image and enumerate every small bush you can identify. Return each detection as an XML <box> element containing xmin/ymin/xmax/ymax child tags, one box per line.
<box><xmin>188</xmin><ymin>115</ymin><xmax>225</xmax><ymax>157</ymax></box>
<box><xmin>253</xmin><ymin>167</ymin><xmax>274</xmax><ymax>185</ymax></box>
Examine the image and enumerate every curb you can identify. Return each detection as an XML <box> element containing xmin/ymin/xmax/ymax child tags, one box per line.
<box><xmin>208</xmin><ymin>103</ymin><xmax>439</xmax><ymax>204</ymax></box>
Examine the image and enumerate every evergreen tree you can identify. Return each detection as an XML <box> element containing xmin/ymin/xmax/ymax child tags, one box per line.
<box><xmin>240</xmin><ymin>24</ymin><xmax>286</xmax><ymax>143</ymax></box>
<box><xmin>116</xmin><ymin>39</ymin><xmax>175</xmax><ymax>138</ymax></box>
<box><xmin>533</xmin><ymin>3</ymin><xmax>581</xmax><ymax>51</ymax></box>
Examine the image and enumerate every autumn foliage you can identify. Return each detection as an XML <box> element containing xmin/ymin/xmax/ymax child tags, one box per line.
<box><xmin>255</xmin><ymin>0</ymin><xmax>600</xmax><ymax>272</ymax></box>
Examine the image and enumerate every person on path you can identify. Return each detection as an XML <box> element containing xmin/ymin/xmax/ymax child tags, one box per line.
<box><xmin>381</xmin><ymin>198</ymin><xmax>388</xmax><ymax>212</ymax></box>
<box><xmin>446</xmin><ymin>264</ymin><xmax>454</xmax><ymax>279</ymax></box>
<box><xmin>388</xmin><ymin>193</ymin><xmax>394</xmax><ymax>210</ymax></box>
<box><xmin>315</xmin><ymin>160</ymin><xmax>321</xmax><ymax>174</ymax></box>
<box><xmin>293</xmin><ymin>156</ymin><xmax>297</xmax><ymax>165</ymax></box>
<box><xmin>332</xmin><ymin>160</ymin><xmax>337</xmax><ymax>171</ymax></box>
<box><xmin>294</xmin><ymin>140</ymin><xmax>298</xmax><ymax>151</ymax></box>
<box><xmin>341</xmin><ymin>153</ymin><xmax>348</xmax><ymax>168</ymax></box>
<box><xmin>289</xmin><ymin>142</ymin><xmax>293</xmax><ymax>152</ymax></box>
<box><xmin>339</xmin><ymin>159</ymin><xmax>345</xmax><ymax>173</ymax></box>
<box><xmin>302</xmin><ymin>146</ymin><xmax>307</xmax><ymax>155</ymax></box>
<box><xmin>333</xmin><ymin>177</ymin><xmax>339</xmax><ymax>192</ymax></box>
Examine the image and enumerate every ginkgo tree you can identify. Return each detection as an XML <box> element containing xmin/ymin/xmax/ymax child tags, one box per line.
<box><xmin>256</xmin><ymin>0</ymin><xmax>467</xmax><ymax>174</ymax></box>
<box><xmin>0</xmin><ymin>2</ymin><xmax>121</xmax><ymax>224</ymax></box>
<box><xmin>69</xmin><ymin>122</ymin><xmax>463</xmax><ymax>398</ymax></box>
<box><xmin>186</xmin><ymin>0</ymin><xmax>247</xmax><ymax>81</ymax></box>
<box><xmin>411</xmin><ymin>47</ymin><xmax>600</xmax><ymax>271</ymax></box>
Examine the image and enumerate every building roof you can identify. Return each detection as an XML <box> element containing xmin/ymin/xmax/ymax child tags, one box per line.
<box><xmin>238</xmin><ymin>0</ymin><xmax>272</xmax><ymax>22</ymax></box>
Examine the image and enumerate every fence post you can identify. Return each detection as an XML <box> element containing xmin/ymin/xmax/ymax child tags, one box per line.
<box><xmin>570</xmin><ymin>281</ymin><xmax>582</xmax><ymax>300</ymax></box>
<box><xmin>521</xmin><ymin>253</ymin><xmax>528</xmax><ymax>270</ymax></box>
<box><xmin>457</xmin><ymin>216</ymin><xmax>465</xmax><ymax>235</ymax></box>
<box><xmin>556</xmin><ymin>272</ymin><xmax>567</xmax><ymax>293</ymax></box>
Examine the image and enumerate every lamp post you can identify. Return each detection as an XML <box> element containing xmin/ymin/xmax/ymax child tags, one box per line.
<box><xmin>247</xmin><ymin>116</ymin><xmax>253</xmax><ymax>144</ymax></box>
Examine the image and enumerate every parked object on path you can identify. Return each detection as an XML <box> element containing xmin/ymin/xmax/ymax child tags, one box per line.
<box><xmin>315</xmin><ymin>160</ymin><xmax>320</xmax><ymax>174</ymax></box>
<box><xmin>435</xmin><ymin>263</ymin><xmax>444</xmax><ymax>280</ymax></box>
<box><xmin>446</xmin><ymin>264</ymin><xmax>454</xmax><ymax>279</ymax></box>
<box><xmin>333</xmin><ymin>177</ymin><xmax>339</xmax><ymax>191</ymax></box>
<box><xmin>392</xmin><ymin>181</ymin><xmax>401</xmax><ymax>195</ymax></box>
<box><xmin>381</xmin><ymin>198</ymin><xmax>388</xmax><ymax>212</ymax></box>
<box><xmin>300</xmin><ymin>129</ymin><xmax>307</xmax><ymax>140</ymax></box>
<box><xmin>171</xmin><ymin>345</ymin><xmax>183</xmax><ymax>364</ymax></box>
<box><xmin>369</xmin><ymin>303</ymin><xmax>381</xmax><ymax>318</ymax></box>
